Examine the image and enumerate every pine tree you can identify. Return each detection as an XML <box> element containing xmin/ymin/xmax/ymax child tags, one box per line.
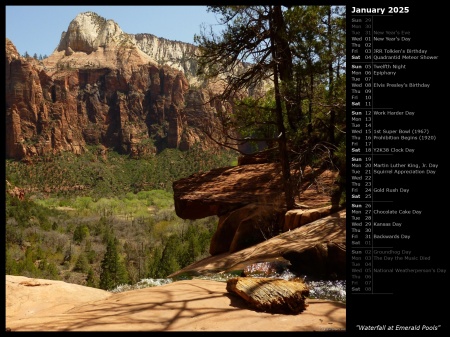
<box><xmin>73</xmin><ymin>224</ymin><xmax>90</xmax><ymax>244</ymax></box>
<box><xmin>158</xmin><ymin>235</ymin><xmax>181</xmax><ymax>277</ymax></box>
<box><xmin>86</xmin><ymin>267</ymin><xmax>97</xmax><ymax>288</ymax></box>
<box><xmin>99</xmin><ymin>236</ymin><xmax>129</xmax><ymax>290</ymax></box>
<box><xmin>147</xmin><ymin>246</ymin><xmax>163</xmax><ymax>279</ymax></box>
<box><xmin>5</xmin><ymin>249</ymin><xmax>19</xmax><ymax>275</ymax></box>
<box><xmin>73</xmin><ymin>252</ymin><xmax>89</xmax><ymax>273</ymax></box>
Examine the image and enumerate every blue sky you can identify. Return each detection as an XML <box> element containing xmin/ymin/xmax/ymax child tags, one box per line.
<box><xmin>5</xmin><ymin>6</ymin><xmax>222</xmax><ymax>58</ymax></box>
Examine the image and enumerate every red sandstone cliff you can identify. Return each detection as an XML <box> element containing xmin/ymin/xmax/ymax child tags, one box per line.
<box><xmin>5</xmin><ymin>12</ymin><xmax>237</xmax><ymax>161</ymax></box>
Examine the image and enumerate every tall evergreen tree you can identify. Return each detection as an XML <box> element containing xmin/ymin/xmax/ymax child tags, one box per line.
<box><xmin>158</xmin><ymin>235</ymin><xmax>181</xmax><ymax>277</ymax></box>
<box><xmin>99</xmin><ymin>236</ymin><xmax>128</xmax><ymax>290</ymax></box>
<box><xmin>86</xmin><ymin>267</ymin><xmax>97</xmax><ymax>288</ymax></box>
<box><xmin>147</xmin><ymin>246</ymin><xmax>163</xmax><ymax>279</ymax></box>
<box><xmin>73</xmin><ymin>252</ymin><xmax>89</xmax><ymax>273</ymax></box>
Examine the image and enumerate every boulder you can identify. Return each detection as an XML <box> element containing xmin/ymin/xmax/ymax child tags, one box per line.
<box><xmin>226</xmin><ymin>277</ymin><xmax>309</xmax><ymax>314</ymax></box>
<box><xmin>173</xmin><ymin>163</ymin><xmax>286</xmax><ymax>220</ymax></box>
<box><xmin>174</xmin><ymin>162</ymin><xmax>342</xmax><ymax>261</ymax></box>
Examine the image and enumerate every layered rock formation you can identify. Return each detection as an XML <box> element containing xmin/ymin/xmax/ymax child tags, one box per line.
<box><xmin>54</xmin><ymin>12</ymin><xmax>199</xmax><ymax>81</ymax></box>
<box><xmin>5</xmin><ymin>12</ymin><xmax>240</xmax><ymax>161</ymax></box>
<box><xmin>173</xmin><ymin>162</ymin><xmax>343</xmax><ymax>255</ymax></box>
<box><xmin>169</xmin><ymin>208</ymin><xmax>346</xmax><ymax>281</ymax></box>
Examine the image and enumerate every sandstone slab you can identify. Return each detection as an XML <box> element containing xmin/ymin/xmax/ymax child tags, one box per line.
<box><xmin>6</xmin><ymin>276</ymin><xmax>345</xmax><ymax>331</ymax></box>
<box><xmin>226</xmin><ymin>277</ymin><xmax>309</xmax><ymax>314</ymax></box>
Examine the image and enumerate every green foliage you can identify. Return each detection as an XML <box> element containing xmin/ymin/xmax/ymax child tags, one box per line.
<box><xmin>134</xmin><ymin>190</ymin><xmax>174</xmax><ymax>209</ymax></box>
<box><xmin>83</xmin><ymin>239</ymin><xmax>97</xmax><ymax>264</ymax></box>
<box><xmin>6</xmin><ymin>172</ymin><xmax>220</xmax><ymax>287</ymax></box>
<box><xmin>333</xmin><ymin>141</ymin><xmax>346</xmax><ymax>175</ymax></box>
<box><xmin>99</xmin><ymin>236</ymin><xmax>129</xmax><ymax>290</ymax></box>
<box><xmin>147</xmin><ymin>246</ymin><xmax>163</xmax><ymax>279</ymax></box>
<box><xmin>5</xmin><ymin>249</ymin><xmax>19</xmax><ymax>275</ymax></box>
<box><xmin>146</xmin><ymin>217</ymin><xmax>217</xmax><ymax>279</ymax></box>
<box><xmin>21</xmin><ymin>247</ymin><xmax>39</xmax><ymax>277</ymax></box>
<box><xmin>158</xmin><ymin>235</ymin><xmax>182</xmax><ymax>277</ymax></box>
<box><xmin>86</xmin><ymin>267</ymin><xmax>98</xmax><ymax>288</ymax></box>
<box><xmin>73</xmin><ymin>196</ymin><xmax>93</xmax><ymax>213</ymax></box>
<box><xmin>5</xmin><ymin>146</ymin><xmax>236</xmax><ymax>199</ymax></box>
<box><xmin>6</xmin><ymin>219</ymin><xmax>23</xmax><ymax>246</ymax></box>
<box><xmin>72</xmin><ymin>224</ymin><xmax>90</xmax><ymax>244</ymax></box>
<box><xmin>39</xmin><ymin>259</ymin><xmax>60</xmax><ymax>279</ymax></box>
<box><xmin>5</xmin><ymin>192</ymin><xmax>64</xmax><ymax>229</ymax></box>
<box><xmin>73</xmin><ymin>252</ymin><xmax>90</xmax><ymax>273</ymax></box>
<box><xmin>232</xmin><ymin>93</ymin><xmax>279</xmax><ymax>149</ymax></box>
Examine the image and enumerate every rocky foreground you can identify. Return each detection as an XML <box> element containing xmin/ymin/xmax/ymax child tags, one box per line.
<box><xmin>6</xmin><ymin>209</ymin><xmax>346</xmax><ymax>332</ymax></box>
<box><xmin>5</xmin><ymin>276</ymin><xmax>345</xmax><ymax>332</ymax></box>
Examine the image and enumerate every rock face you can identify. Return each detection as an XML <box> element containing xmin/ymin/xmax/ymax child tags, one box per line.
<box><xmin>170</xmin><ymin>142</ymin><xmax>346</xmax><ymax>278</ymax></box>
<box><xmin>169</xmin><ymin>209</ymin><xmax>346</xmax><ymax>281</ymax></box>
<box><xmin>173</xmin><ymin>162</ymin><xmax>342</xmax><ymax>254</ymax></box>
<box><xmin>132</xmin><ymin>33</ymin><xmax>199</xmax><ymax>83</ymax></box>
<box><xmin>173</xmin><ymin>163</ymin><xmax>287</xmax><ymax>219</ymax></box>
<box><xmin>56</xmin><ymin>12</ymin><xmax>199</xmax><ymax>81</ymax></box>
<box><xmin>5</xmin><ymin>12</ymin><xmax>235</xmax><ymax>160</ymax></box>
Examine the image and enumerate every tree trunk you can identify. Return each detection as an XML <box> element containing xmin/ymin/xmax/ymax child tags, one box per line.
<box><xmin>270</xmin><ymin>6</ymin><xmax>294</xmax><ymax>212</ymax></box>
<box><xmin>272</xmin><ymin>5</ymin><xmax>298</xmax><ymax>131</ymax></box>
<box><xmin>327</xmin><ymin>7</ymin><xmax>336</xmax><ymax>145</ymax></box>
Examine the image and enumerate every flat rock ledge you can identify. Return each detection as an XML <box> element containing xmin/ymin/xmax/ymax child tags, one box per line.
<box><xmin>226</xmin><ymin>277</ymin><xmax>309</xmax><ymax>314</ymax></box>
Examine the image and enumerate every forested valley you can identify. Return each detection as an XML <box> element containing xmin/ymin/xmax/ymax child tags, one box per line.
<box><xmin>6</xmin><ymin>147</ymin><xmax>237</xmax><ymax>289</ymax></box>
